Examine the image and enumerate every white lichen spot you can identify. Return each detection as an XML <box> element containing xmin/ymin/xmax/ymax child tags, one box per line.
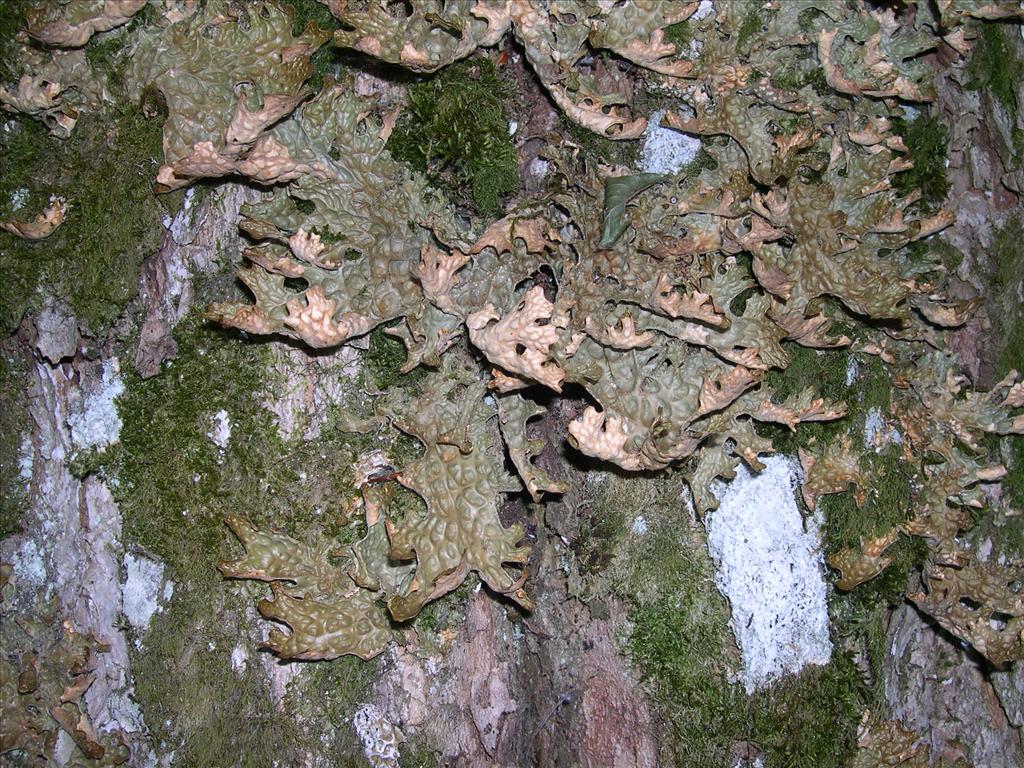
<box><xmin>122</xmin><ymin>552</ymin><xmax>170</xmax><ymax>634</ymax></box>
<box><xmin>10</xmin><ymin>187</ymin><xmax>28</xmax><ymax>211</ymax></box>
<box><xmin>106</xmin><ymin>690</ymin><xmax>148</xmax><ymax>735</ymax></box>
<box><xmin>901</xmin><ymin>104</ymin><xmax>921</xmax><ymax>121</ymax></box>
<box><xmin>707</xmin><ymin>455</ymin><xmax>832</xmax><ymax>693</ymax></box>
<box><xmin>54</xmin><ymin>730</ymin><xmax>76</xmax><ymax>765</ymax></box>
<box><xmin>977</xmin><ymin>538</ymin><xmax>993</xmax><ymax>562</ymax></box>
<box><xmin>641</xmin><ymin>109</ymin><xmax>701</xmax><ymax>175</ymax></box>
<box><xmin>682</xmin><ymin>485</ymin><xmax>698</xmax><ymax>527</ymax></box>
<box><xmin>631</xmin><ymin>515</ymin><xmax>649</xmax><ymax>535</ymax></box>
<box><xmin>17</xmin><ymin>433</ymin><xmax>33</xmax><ymax>481</ymax></box>
<box><xmin>845</xmin><ymin>355</ymin><xmax>859</xmax><ymax>386</ymax></box>
<box><xmin>693</xmin><ymin>0</ymin><xmax>715</xmax><ymax>20</ymax></box>
<box><xmin>352</xmin><ymin>704</ymin><xmax>401</xmax><ymax>768</ymax></box>
<box><xmin>863</xmin><ymin>407</ymin><xmax>884</xmax><ymax>445</ymax></box>
<box><xmin>12</xmin><ymin>538</ymin><xmax>48</xmax><ymax>593</ymax></box>
<box><xmin>231</xmin><ymin>644</ymin><xmax>249</xmax><ymax>675</ymax></box>
<box><xmin>863</xmin><ymin>406</ymin><xmax>901</xmax><ymax>452</ymax></box>
<box><xmin>68</xmin><ymin>358</ymin><xmax>125</xmax><ymax>451</ymax></box>
<box><xmin>167</xmin><ymin>186</ymin><xmax>200</xmax><ymax>245</ymax></box>
<box><xmin>208</xmin><ymin>409</ymin><xmax>232</xmax><ymax>450</ymax></box>
<box><xmin>528</xmin><ymin>156</ymin><xmax>550</xmax><ymax>180</ymax></box>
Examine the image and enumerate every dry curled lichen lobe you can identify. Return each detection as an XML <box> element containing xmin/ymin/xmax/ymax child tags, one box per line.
<box><xmin>183</xmin><ymin>0</ymin><xmax>1024</xmax><ymax>666</ymax></box>
<box><xmin>4</xmin><ymin>0</ymin><xmax>1021</xmax><ymax>691</ymax></box>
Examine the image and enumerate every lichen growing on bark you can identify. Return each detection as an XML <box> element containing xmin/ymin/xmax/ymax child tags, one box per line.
<box><xmin>79</xmin><ymin>0</ymin><xmax>1024</xmax><ymax>675</ymax></box>
<box><xmin>2</xmin><ymin>0</ymin><xmax>1024</xmax><ymax>765</ymax></box>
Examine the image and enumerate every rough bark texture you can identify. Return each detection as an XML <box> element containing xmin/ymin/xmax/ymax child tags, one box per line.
<box><xmin>370</xmin><ymin>398</ymin><xmax>658</xmax><ymax>767</ymax></box>
<box><xmin>885</xmin><ymin>604</ymin><xmax>1022</xmax><ymax>767</ymax></box>
<box><xmin>134</xmin><ymin>185</ymin><xmax>256</xmax><ymax>378</ymax></box>
<box><xmin>2</xmin><ymin>322</ymin><xmax>146</xmax><ymax>758</ymax></box>
<box><xmin>878</xmin><ymin>27</ymin><xmax>1024</xmax><ymax>768</ymax></box>
<box><xmin>2</xmin><ymin>184</ymin><xmax>262</xmax><ymax>766</ymax></box>
<box><xmin>2</xmin><ymin>10</ymin><xmax>1023</xmax><ymax>768</ymax></box>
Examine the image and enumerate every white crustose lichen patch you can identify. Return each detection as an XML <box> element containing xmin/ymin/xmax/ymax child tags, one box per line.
<box><xmin>68</xmin><ymin>357</ymin><xmax>125</xmax><ymax>452</ymax></box>
<box><xmin>706</xmin><ymin>455</ymin><xmax>832</xmax><ymax>693</ymax></box>
<box><xmin>863</xmin><ymin>406</ymin><xmax>901</xmax><ymax>452</ymax></box>
<box><xmin>208</xmin><ymin>408</ymin><xmax>232</xmax><ymax>450</ymax></box>
<box><xmin>122</xmin><ymin>551</ymin><xmax>173</xmax><ymax>635</ymax></box>
<box><xmin>640</xmin><ymin>109</ymin><xmax>701</xmax><ymax>175</ymax></box>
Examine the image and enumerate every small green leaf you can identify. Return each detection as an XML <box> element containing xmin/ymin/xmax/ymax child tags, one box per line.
<box><xmin>599</xmin><ymin>173</ymin><xmax>667</xmax><ymax>248</ymax></box>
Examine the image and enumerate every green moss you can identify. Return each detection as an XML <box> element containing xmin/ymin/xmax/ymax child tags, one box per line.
<box><xmin>820</xmin><ymin>443</ymin><xmax>912</xmax><ymax>540</ymax></box>
<box><xmin>966</xmin><ymin>22</ymin><xmax>1022</xmax><ymax>120</ymax></box>
<box><xmin>282</xmin><ymin>653</ymin><xmax>379</xmax><ymax>764</ymax></box>
<box><xmin>111</xmin><ymin>318</ymin><xmax>270</xmax><ymax>581</ymax></box>
<box><xmin>767</xmin><ymin>68</ymin><xmax>801</xmax><ymax>91</ymax></box>
<box><xmin>400</xmin><ymin>738</ymin><xmax>442</xmax><ymax>768</ymax></box>
<box><xmin>1006</xmin><ymin>433</ymin><xmax>1024</xmax><ymax>511</ymax></box>
<box><xmin>412</xmin><ymin>573</ymin><xmax>475</xmax><ymax>639</ymax></box>
<box><xmin>134</xmin><ymin>570</ymin><xmax>376</xmax><ymax>766</ymax></box>
<box><xmin>892</xmin><ymin>114</ymin><xmax>950</xmax><ymax>208</ymax></box>
<box><xmin>365</xmin><ymin>326</ymin><xmax>427</xmax><ymax>392</ymax></box>
<box><xmin>797</xmin><ymin>8</ymin><xmax>824</xmax><ymax>34</ymax></box>
<box><xmin>113</xmin><ymin>311</ymin><xmax>396</xmax><ymax>765</ymax></box>
<box><xmin>573</xmin><ymin>493</ymin><xmax>628</xmax><ymax>573</ymax></box>
<box><xmin>663</xmin><ymin>20</ymin><xmax>692</xmax><ymax>51</ymax></box>
<box><xmin>830</xmin><ymin>596</ymin><xmax>894</xmax><ymax>706</ymax></box>
<box><xmin>902</xmin><ymin>237</ymin><xmax>964</xmax><ymax>275</ymax></box>
<box><xmin>389</xmin><ymin>57</ymin><xmax>519</xmax><ymax>218</ymax></box>
<box><xmin>763</xmin><ymin>345</ymin><xmax>894</xmax><ymax>453</ymax></box>
<box><xmin>0</xmin><ymin>106</ymin><xmax>164</xmax><ymax>338</ymax></box>
<box><xmin>561</xmin><ymin>114</ymin><xmax>641</xmax><ymax>169</ymax></box>
<box><xmin>685</xmin><ymin>146</ymin><xmax>719</xmax><ymax>179</ymax></box>
<box><xmin>286</xmin><ymin>0</ymin><xmax>344</xmax><ymax>91</ymax></box>
<box><xmin>769</xmin><ymin>64</ymin><xmax>830</xmax><ymax>97</ymax></box>
<box><xmin>0</xmin><ymin>5</ymin><xmax>162</xmax><ymax>338</ymax></box>
<box><xmin>990</xmin><ymin>513</ymin><xmax>1024</xmax><ymax>561</ymax></box>
<box><xmin>0</xmin><ymin>0</ymin><xmax>31</xmax><ymax>82</ymax></box>
<box><xmin>109</xmin><ymin>311</ymin><xmax>390</xmax><ymax>581</ymax></box>
<box><xmin>806</xmin><ymin>66</ymin><xmax>829</xmax><ymax>94</ymax></box>
<box><xmin>613</xmin><ymin>478</ymin><xmax>867</xmax><ymax>767</ymax></box>
<box><xmin>288</xmin><ymin>0</ymin><xmax>336</xmax><ymax>34</ymax></box>
<box><xmin>591</xmin><ymin>471</ymin><xmax>869</xmax><ymax>766</ymax></box>
<box><xmin>761</xmin><ymin>343</ymin><xmax>921</xmax><ymax>601</ymax></box>
<box><xmin>760</xmin><ymin>346</ymin><xmax>849</xmax><ymax>455</ymax></box>
<box><xmin>132</xmin><ymin>583</ymin><xmax>306</xmax><ymax>768</ymax></box>
<box><xmin>0</xmin><ymin>349</ymin><xmax>30</xmax><ymax>539</ymax></box>
<box><xmin>984</xmin><ymin>216</ymin><xmax>1024</xmax><ymax>507</ymax></box>
<box><xmin>85</xmin><ymin>31</ymin><xmax>131</xmax><ymax>82</ymax></box>
<box><xmin>735</xmin><ymin>4</ymin><xmax>773</xmax><ymax>55</ymax></box>
<box><xmin>739</xmin><ymin>340</ymin><xmax>932</xmax><ymax>714</ymax></box>
<box><xmin>67</xmin><ymin>446</ymin><xmax>110</xmax><ymax>481</ymax></box>
<box><xmin>989</xmin><ymin>216</ymin><xmax>1024</xmax><ymax>376</ymax></box>
<box><xmin>735</xmin><ymin>13</ymin><xmax>760</xmax><ymax>54</ymax></box>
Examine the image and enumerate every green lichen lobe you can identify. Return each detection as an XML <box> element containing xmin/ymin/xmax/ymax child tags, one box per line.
<box><xmin>109</xmin><ymin>310</ymin><xmax>394</xmax><ymax>765</ymax></box>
